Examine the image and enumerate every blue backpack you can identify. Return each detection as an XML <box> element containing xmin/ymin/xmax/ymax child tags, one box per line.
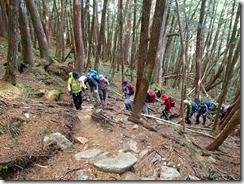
<box><xmin>191</xmin><ymin>102</ymin><xmax>198</xmax><ymax>113</ymax></box>
<box><xmin>86</xmin><ymin>69</ymin><xmax>100</xmax><ymax>84</ymax></box>
<box><xmin>87</xmin><ymin>69</ymin><xmax>98</xmax><ymax>78</ymax></box>
<box><xmin>203</xmin><ymin>100</ymin><xmax>211</xmax><ymax>110</ymax></box>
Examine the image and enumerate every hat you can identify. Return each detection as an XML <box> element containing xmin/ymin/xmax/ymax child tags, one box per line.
<box><xmin>161</xmin><ymin>94</ymin><xmax>168</xmax><ymax>100</ymax></box>
<box><xmin>183</xmin><ymin>99</ymin><xmax>188</xmax><ymax>104</ymax></box>
<box><xmin>73</xmin><ymin>71</ymin><xmax>80</xmax><ymax>79</ymax></box>
<box><xmin>122</xmin><ymin>81</ymin><xmax>128</xmax><ymax>87</ymax></box>
<box><xmin>99</xmin><ymin>74</ymin><xmax>104</xmax><ymax>80</ymax></box>
<box><xmin>80</xmin><ymin>75</ymin><xmax>87</xmax><ymax>81</ymax></box>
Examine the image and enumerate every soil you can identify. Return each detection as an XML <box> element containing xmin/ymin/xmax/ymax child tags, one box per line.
<box><xmin>0</xmin><ymin>51</ymin><xmax>241</xmax><ymax>181</ymax></box>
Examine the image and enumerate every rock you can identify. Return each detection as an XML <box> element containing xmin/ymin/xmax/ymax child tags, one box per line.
<box><xmin>122</xmin><ymin>139</ymin><xmax>139</xmax><ymax>153</ymax></box>
<box><xmin>93</xmin><ymin>152</ymin><xmax>138</xmax><ymax>174</ymax></box>
<box><xmin>75</xmin><ymin>169</ymin><xmax>89</xmax><ymax>180</ymax></box>
<box><xmin>43</xmin><ymin>132</ymin><xmax>74</xmax><ymax>152</ymax></box>
<box><xmin>120</xmin><ymin>171</ymin><xmax>140</xmax><ymax>180</ymax></box>
<box><xmin>160</xmin><ymin>166</ymin><xmax>181</xmax><ymax>180</ymax></box>
<box><xmin>75</xmin><ymin>149</ymin><xmax>102</xmax><ymax>160</ymax></box>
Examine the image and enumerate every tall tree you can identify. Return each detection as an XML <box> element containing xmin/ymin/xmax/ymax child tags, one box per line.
<box><xmin>55</xmin><ymin>0</ymin><xmax>65</xmax><ymax>62</ymax></box>
<box><xmin>134</xmin><ymin>0</ymin><xmax>151</xmax><ymax>101</ymax></box>
<box><xmin>25</xmin><ymin>0</ymin><xmax>50</xmax><ymax>63</ymax></box>
<box><xmin>73</xmin><ymin>0</ymin><xmax>85</xmax><ymax>72</ymax></box>
<box><xmin>42</xmin><ymin>0</ymin><xmax>49</xmax><ymax>44</ymax></box>
<box><xmin>19</xmin><ymin>0</ymin><xmax>33</xmax><ymax>67</ymax></box>
<box><xmin>3</xmin><ymin>0</ymin><xmax>20</xmax><ymax>85</ymax></box>
<box><xmin>94</xmin><ymin>0</ymin><xmax>108</xmax><ymax>71</ymax></box>
<box><xmin>194</xmin><ymin>0</ymin><xmax>206</xmax><ymax>103</ymax></box>
<box><xmin>0</xmin><ymin>0</ymin><xmax>8</xmax><ymax>37</ymax></box>
<box><xmin>130</xmin><ymin>0</ymin><xmax>166</xmax><ymax>120</ymax></box>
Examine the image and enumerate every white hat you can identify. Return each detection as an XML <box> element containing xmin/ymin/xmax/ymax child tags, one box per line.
<box><xmin>99</xmin><ymin>74</ymin><xmax>105</xmax><ymax>80</ymax></box>
<box><xmin>183</xmin><ymin>99</ymin><xmax>188</xmax><ymax>104</ymax></box>
<box><xmin>80</xmin><ymin>75</ymin><xmax>87</xmax><ymax>81</ymax></box>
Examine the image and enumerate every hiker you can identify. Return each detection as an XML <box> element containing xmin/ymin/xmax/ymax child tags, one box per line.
<box><xmin>183</xmin><ymin>99</ymin><xmax>198</xmax><ymax>124</ymax></box>
<box><xmin>142</xmin><ymin>89</ymin><xmax>156</xmax><ymax>115</ymax></box>
<box><xmin>85</xmin><ymin>70</ymin><xmax>101</xmax><ymax>104</ymax></box>
<box><xmin>67</xmin><ymin>71</ymin><xmax>83</xmax><ymax>110</ymax></box>
<box><xmin>142</xmin><ymin>94</ymin><xmax>149</xmax><ymax>115</ymax></box>
<box><xmin>122</xmin><ymin>81</ymin><xmax>132</xmax><ymax>111</ymax></box>
<box><xmin>220</xmin><ymin>105</ymin><xmax>228</xmax><ymax>120</ymax></box>
<box><xmin>160</xmin><ymin>94</ymin><xmax>171</xmax><ymax>120</ymax></box>
<box><xmin>98</xmin><ymin>74</ymin><xmax>110</xmax><ymax>105</ymax></box>
<box><xmin>196</xmin><ymin>102</ymin><xmax>209</xmax><ymax>125</ymax></box>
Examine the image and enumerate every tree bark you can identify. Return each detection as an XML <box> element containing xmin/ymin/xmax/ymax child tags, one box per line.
<box><xmin>131</xmin><ymin>0</ymin><xmax>166</xmax><ymax>120</ymax></box>
<box><xmin>206</xmin><ymin>109</ymin><xmax>240</xmax><ymax>151</ymax></box>
<box><xmin>94</xmin><ymin>0</ymin><xmax>108</xmax><ymax>71</ymax></box>
<box><xmin>73</xmin><ymin>0</ymin><xmax>85</xmax><ymax>73</ymax></box>
<box><xmin>134</xmin><ymin>0</ymin><xmax>151</xmax><ymax>102</ymax></box>
<box><xmin>19</xmin><ymin>0</ymin><xmax>33</xmax><ymax>67</ymax></box>
<box><xmin>194</xmin><ymin>0</ymin><xmax>206</xmax><ymax>103</ymax></box>
<box><xmin>3</xmin><ymin>0</ymin><xmax>20</xmax><ymax>85</ymax></box>
<box><xmin>25</xmin><ymin>0</ymin><xmax>49</xmax><ymax>63</ymax></box>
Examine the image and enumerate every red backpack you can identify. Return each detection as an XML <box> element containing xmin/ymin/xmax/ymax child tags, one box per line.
<box><xmin>147</xmin><ymin>89</ymin><xmax>156</xmax><ymax>103</ymax></box>
<box><xmin>127</xmin><ymin>83</ymin><xmax>134</xmax><ymax>95</ymax></box>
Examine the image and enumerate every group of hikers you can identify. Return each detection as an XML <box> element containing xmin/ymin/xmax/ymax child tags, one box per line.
<box><xmin>121</xmin><ymin>80</ymin><xmax>228</xmax><ymax>126</ymax></box>
<box><xmin>67</xmin><ymin>62</ymin><xmax>109</xmax><ymax>110</ymax></box>
<box><xmin>67</xmin><ymin>62</ymin><xmax>228</xmax><ymax>125</ymax></box>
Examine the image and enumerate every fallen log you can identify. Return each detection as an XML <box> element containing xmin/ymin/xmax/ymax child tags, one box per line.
<box><xmin>141</xmin><ymin>113</ymin><xmax>215</xmax><ymax>139</ymax></box>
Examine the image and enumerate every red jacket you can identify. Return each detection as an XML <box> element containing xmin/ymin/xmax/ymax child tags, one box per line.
<box><xmin>164</xmin><ymin>98</ymin><xmax>171</xmax><ymax>113</ymax></box>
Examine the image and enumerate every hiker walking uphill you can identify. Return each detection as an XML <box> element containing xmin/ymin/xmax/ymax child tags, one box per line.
<box><xmin>67</xmin><ymin>71</ymin><xmax>83</xmax><ymax>110</ymax></box>
<box><xmin>85</xmin><ymin>69</ymin><xmax>101</xmax><ymax>104</ymax></box>
<box><xmin>196</xmin><ymin>102</ymin><xmax>209</xmax><ymax>125</ymax></box>
<box><xmin>183</xmin><ymin>99</ymin><xmax>198</xmax><ymax>125</ymax></box>
<box><xmin>122</xmin><ymin>81</ymin><xmax>133</xmax><ymax>111</ymax></box>
<box><xmin>142</xmin><ymin>89</ymin><xmax>156</xmax><ymax>115</ymax></box>
<box><xmin>160</xmin><ymin>94</ymin><xmax>172</xmax><ymax>120</ymax></box>
<box><xmin>98</xmin><ymin>74</ymin><xmax>110</xmax><ymax>105</ymax></box>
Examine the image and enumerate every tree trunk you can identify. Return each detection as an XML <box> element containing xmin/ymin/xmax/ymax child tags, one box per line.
<box><xmin>25</xmin><ymin>0</ymin><xmax>49</xmax><ymax>63</ymax></box>
<box><xmin>194</xmin><ymin>0</ymin><xmax>206</xmax><ymax>103</ymax></box>
<box><xmin>134</xmin><ymin>0</ymin><xmax>151</xmax><ymax>102</ymax></box>
<box><xmin>19</xmin><ymin>0</ymin><xmax>33</xmax><ymax>67</ymax></box>
<box><xmin>42</xmin><ymin>0</ymin><xmax>49</xmax><ymax>44</ymax></box>
<box><xmin>0</xmin><ymin>0</ymin><xmax>8</xmax><ymax>37</ymax></box>
<box><xmin>206</xmin><ymin>109</ymin><xmax>240</xmax><ymax>151</ymax></box>
<box><xmin>131</xmin><ymin>0</ymin><xmax>166</xmax><ymax>120</ymax></box>
<box><xmin>73</xmin><ymin>0</ymin><xmax>85</xmax><ymax>73</ymax></box>
<box><xmin>3</xmin><ymin>0</ymin><xmax>20</xmax><ymax>85</ymax></box>
<box><xmin>94</xmin><ymin>0</ymin><xmax>108</xmax><ymax>71</ymax></box>
<box><xmin>55</xmin><ymin>0</ymin><xmax>65</xmax><ymax>62</ymax></box>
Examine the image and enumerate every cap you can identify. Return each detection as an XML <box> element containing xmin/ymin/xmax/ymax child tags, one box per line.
<box><xmin>73</xmin><ymin>71</ymin><xmax>80</xmax><ymax>79</ymax></box>
<box><xmin>161</xmin><ymin>94</ymin><xmax>168</xmax><ymax>100</ymax></box>
<box><xmin>183</xmin><ymin>99</ymin><xmax>188</xmax><ymax>104</ymax></box>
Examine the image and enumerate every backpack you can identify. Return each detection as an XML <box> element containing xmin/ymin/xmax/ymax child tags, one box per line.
<box><xmin>92</xmin><ymin>75</ymin><xmax>100</xmax><ymax>83</ymax></box>
<box><xmin>147</xmin><ymin>89</ymin><xmax>156</xmax><ymax>103</ymax></box>
<box><xmin>127</xmin><ymin>83</ymin><xmax>134</xmax><ymax>95</ymax></box>
<box><xmin>203</xmin><ymin>100</ymin><xmax>211</xmax><ymax>110</ymax></box>
<box><xmin>191</xmin><ymin>102</ymin><xmax>198</xmax><ymax>113</ymax></box>
<box><xmin>169</xmin><ymin>96</ymin><xmax>175</xmax><ymax>107</ymax></box>
<box><xmin>86</xmin><ymin>69</ymin><xmax>98</xmax><ymax>78</ymax></box>
<box><xmin>99</xmin><ymin>79</ymin><xmax>107</xmax><ymax>90</ymax></box>
<box><xmin>87</xmin><ymin>70</ymin><xmax>100</xmax><ymax>84</ymax></box>
<box><xmin>198</xmin><ymin>103</ymin><xmax>208</xmax><ymax>114</ymax></box>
